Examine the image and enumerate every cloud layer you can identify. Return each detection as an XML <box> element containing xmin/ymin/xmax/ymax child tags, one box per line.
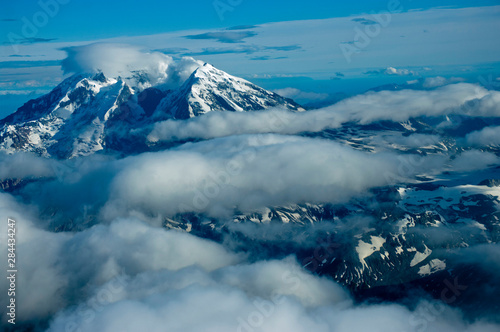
<box><xmin>1</xmin><ymin>192</ymin><xmax>500</xmax><ymax>331</ymax></box>
<box><xmin>104</xmin><ymin>134</ymin><xmax>434</xmax><ymax>219</ymax></box>
<box><xmin>466</xmin><ymin>126</ymin><xmax>500</xmax><ymax>147</ymax></box>
<box><xmin>148</xmin><ymin>83</ymin><xmax>500</xmax><ymax>143</ymax></box>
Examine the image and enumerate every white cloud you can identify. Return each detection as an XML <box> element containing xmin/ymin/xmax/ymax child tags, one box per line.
<box><xmin>330</xmin><ymin>83</ymin><xmax>498</xmax><ymax>124</ymax></box>
<box><xmin>423</xmin><ymin>76</ymin><xmax>466</xmax><ymax>88</ymax></box>
<box><xmin>450</xmin><ymin>150</ymin><xmax>500</xmax><ymax>172</ymax></box>
<box><xmin>364</xmin><ymin>67</ymin><xmax>418</xmax><ymax>76</ymax></box>
<box><xmin>0</xmin><ymin>90</ymin><xmax>50</xmax><ymax>95</ymax></box>
<box><xmin>146</xmin><ymin>108</ymin><xmax>345</xmax><ymax>142</ymax></box>
<box><xmin>377</xmin><ymin>133</ymin><xmax>443</xmax><ymax>149</ymax></box>
<box><xmin>0</xmin><ymin>152</ymin><xmax>56</xmax><ymax>179</ymax></box>
<box><xmin>0</xmin><ymin>195</ymin><xmax>239</xmax><ymax>323</ymax></box>
<box><xmin>273</xmin><ymin>88</ymin><xmax>329</xmax><ymax>101</ymax></box>
<box><xmin>465</xmin><ymin>126</ymin><xmax>500</xmax><ymax>147</ymax></box>
<box><xmin>384</xmin><ymin>67</ymin><xmax>417</xmax><ymax>76</ymax></box>
<box><xmin>61</xmin><ymin>43</ymin><xmax>204</xmax><ymax>89</ymax></box>
<box><xmin>103</xmin><ymin>134</ymin><xmax>443</xmax><ymax>220</ymax></box>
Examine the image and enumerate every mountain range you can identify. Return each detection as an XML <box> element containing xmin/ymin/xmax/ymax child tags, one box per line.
<box><xmin>1</xmin><ymin>63</ymin><xmax>499</xmax><ymax>317</ymax></box>
<box><xmin>0</xmin><ymin>63</ymin><xmax>302</xmax><ymax>159</ymax></box>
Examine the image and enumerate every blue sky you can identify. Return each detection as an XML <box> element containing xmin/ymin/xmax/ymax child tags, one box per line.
<box><xmin>1</xmin><ymin>0</ymin><xmax>499</xmax><ymax>43</ymax></box>
<box><xmin>1</xmin><ymin>0</ymin><xmax>500</xmax><ymax>117</ymax></box>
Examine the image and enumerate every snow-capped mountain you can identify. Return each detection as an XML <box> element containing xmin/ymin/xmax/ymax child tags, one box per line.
<box><xmin>155</xmin><ymin>63</ymin><xmax>303</xmax><ymax>119</ymax></box>
<box><xmin>0</xmin><ymin>73</ymin><xmax>133</xmax><ymax>158</ymax></box>
<box><xmin>0</xmin><ymin>63</ymin><xmax>303</xmax><ymax>158</ymax></box>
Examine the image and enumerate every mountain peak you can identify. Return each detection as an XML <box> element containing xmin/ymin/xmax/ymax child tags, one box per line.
<box><xmin>192</xmin><ymin>62</ymin><xmax>250</xmax><ymax>86</ymax></box>
<box><xmin>92</xmin><ymin>71</ymin><xmax>108</xmax><ymax>83</ymax></box>
<box><xmin>154</xmin><ymin>62</ymin><xmax>303</xmax><ymax>119</ymax></box>
<box><xmin>193</xmin><ymin>63</ymin><xmax>230</xmax><ymax>78</ymax></box>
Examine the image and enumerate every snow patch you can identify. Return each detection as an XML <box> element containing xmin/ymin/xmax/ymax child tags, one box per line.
<box><xmin>418</xmin><ymin>259</ymin><xmax>446</xmax><ymax>276</ymax></box>
<box><xmin>410</xmin><ymin>245</ymin><xmax>432</xmax><ymax>267</ymax></box>
<box><xmin>356</xmin><ymin>236</ymin><xmax>386</xmax><ymax>269</ymax></box>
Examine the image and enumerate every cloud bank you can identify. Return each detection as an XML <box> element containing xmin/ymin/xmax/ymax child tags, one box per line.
<box><xmin>466</xmin><ymin>126</ymin><xmax>500</xmax><ymax>147</ymax></box>
<box><xmin>0</xmin><ymin>152</ymin><xmax>56</xmax><ymax>179</ymax></box>
<box><xmin>104</xmin><ymin>134</ymin><xmax>436</xmax><ymax>219</ymax></box>
<box><xmin>148</xmin><ymin>83</ymin><xmax>500</xmax><ymax>143</ymax></box>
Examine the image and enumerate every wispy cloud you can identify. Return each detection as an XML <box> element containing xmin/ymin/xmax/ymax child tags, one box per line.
<box><xmin>250</xmin><ymin>56</ymin><xmax>288</xmax><ymax>61</ymax></box>
<box><xmin>185</xmin><ymin>31</ymin><xmax>257</xmax><ymax>43</ymax></box>
<box><xmin>174</xmin><ymin>44</ymin><xmax>301</xmax><ymax>56</ymax></box>
<box><xmin>0</xmin><ymin>89</ymin><xmax>50</xmax><ymax>95</ymax></box>
<box><xmin>273</xmin><ymin>87</ymin><xmax>328</xmax><ymax>101</ymax></box>
<box><xmin>3</xmin><ymin>37</ymin><xmax>57</xmax><ymax>45</ymax></box>
<box><xmin>423</xmin><ymin>76</ymin><xmax>465</xmax><ymax>88</ymax></box>
<box><xmin>8</xmin><ymin>54</ymin><xmax>34</xmax><ymax>58</ymax></box>
<box><xmin>226</xmin><ymin>25</ymin><xmax>259</xmax><ymax>30</ymax></box>
<box><xmin>351</xmin><ymin>18</ymin><xmax>378</xmax><ymax>25</ymax></box>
